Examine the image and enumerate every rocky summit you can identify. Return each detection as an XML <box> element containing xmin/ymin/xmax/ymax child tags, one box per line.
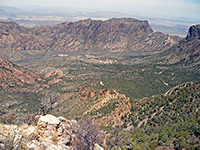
<box><xmin>0</xmin><ymin>18</ymin><xmax>181</xmax><ymax>58</ymax></box>
<box><xmin>184</xmin><ymin>24</ymin><xmax>200</xmax><ymax>56</ymax></box>
<box><xmin>186</xmin><ymin>24</ymin><xmax>200</xmax><ymax>41</ymax></box>
<box><xmin>158</xmin><ymin>24</ymin><xmax>200</xmax><ymax>67</ymax></box>
<box><xmin>0</xmin><ymin>114</ymin><xmax>103</xmax><ymax>150</ymax></box>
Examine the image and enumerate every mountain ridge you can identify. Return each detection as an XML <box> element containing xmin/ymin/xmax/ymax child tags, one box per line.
<box><xmin>0</xmin><ymin>18</ymin><xmax>181</xmax><ymax>60</ymax></box>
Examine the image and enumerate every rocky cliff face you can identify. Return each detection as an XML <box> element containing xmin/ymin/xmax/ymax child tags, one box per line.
<box><xmin>180</xmin><ymin>24</ymin><xmax>200</xmax><ymax>56</ymax></box>
<box><xmin>186</xmin><ymin>24</ymin><xmax>200</xmax><ymax>41</ymax></box>
<box><xmin>158</xmin><ymin>24</ymin><xmax>200</xmax><ymax>68</ymax></box>
<box><xmin>0</xmin><ymin>18</ymin><xmax>180</xmax><ymax>58</ymax></box>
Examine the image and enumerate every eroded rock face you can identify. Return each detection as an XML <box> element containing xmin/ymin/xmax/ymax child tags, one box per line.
<box><xmin>83</xmin><ymin>89</ymin><xmax>120</xmax><ymax>115</ymax></box>
<box><xmin>37</xmin><ymin>114</ymin><xmax>61</xmax><ymax>137</ymax></box>
<box><xmin>35</xmin><ymin>114</ymin><xmax>72</xmax><ymax>149</ymax></box>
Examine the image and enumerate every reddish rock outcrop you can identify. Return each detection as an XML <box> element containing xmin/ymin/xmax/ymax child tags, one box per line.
<box><xmin>80</xmin><ymin>87</ymin><xmax>100</xmax><ymax>100</ymax></box>
<box><xmin>48</xmin><ymin>78</ymin><xmax>61</xmax><ymax>85</ymax></box>
<box><xmin>100</xmin><ymin>89</ymin><xmax>119</xmax><ymax>99</ymax></box>
<box><xmin>44</xmin><ymin>69</ymin><xmax>65</xmax><ymax>78</ymax></box>
<box><xmin>0</xmin><ymin>57</ymin><xmax>64</xmax><ymax>93</ymax></box>
<box><xmin>0</xmin><ymin>57</ymin><xmax>40</xmax><ymax>88</ymax></box>
<box><xmin>95</xmin><ymin>98</ymin><xmax>131</xmax><ymax>127</ymax></box>
<box><xmin>82</xmin><ymin>88</ymin><xmax>131</xmax><ymax>127</ymax></box>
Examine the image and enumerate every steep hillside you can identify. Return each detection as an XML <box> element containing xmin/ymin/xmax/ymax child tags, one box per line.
<box><xmin>130</xmin><ymin>81</ymin><xmax>200</xmax><ymax>129</ymax></box>
<box><xmin>0</xmin><ymin>57</ymin><xmax>41</xmax><ymax>91</ymax></box>
<box><xmin>106</xmin><ymin>81</ymin><xmax>200</xmax><ymax>149</ymax></box>
<box><xmin>0</xmin><ymin>18</ymin><xmax>181</xmax><ymax>60</ymax></box>
<box><xmin>0</xmin><ymin>57</ymin><xmax>65</xmax><ymax>93</ymax></box>
<box><xmin>0</xmin><ymin>57</ymin><xmax>66</xmax><ymax>121</ymax></box>
<box><xmin>158</xmin><ymin>24</ymin><xmax>200</xmax><ymax>69</ymax></box>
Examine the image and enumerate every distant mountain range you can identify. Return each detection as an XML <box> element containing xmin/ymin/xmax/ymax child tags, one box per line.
<box><xmin>1</xmin><ymin>5</ymin><xmax>196</xmax><ymax>36</ymax></box>
<box><xmin>0</xmin><ymin>18</ymin><xmax>181</xmax><ymax>59</ymax></box>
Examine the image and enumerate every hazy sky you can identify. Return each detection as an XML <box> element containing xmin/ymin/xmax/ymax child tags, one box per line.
<box><xmin>1</xmin><ymin>0</ymin><xmax>200</xmax><ymax>21</ymax></box>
